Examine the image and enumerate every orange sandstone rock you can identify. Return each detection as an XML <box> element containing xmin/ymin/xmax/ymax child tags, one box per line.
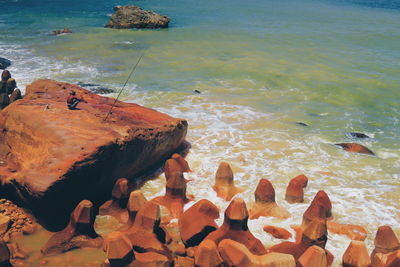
<box><xmin>327</xmin><ymin>221</ymin><xmax>367</xmax><ymax>241</ymax></box>
<box><xmin>0</xmin><ymin>79</ymin><xmax>188</xmax><ymax>229</ymax></box>
<box><xmin>298</xmin><ymin>245</ymin><xmax>328</xmax><ymax>267</ymax></box>
<box><xmin>385</xmin><ymin>250</ymin><xmax>400</xmax><ymax>267</ymax></box>
<box><xmin>371</xmin><ymin>225</ymin><xmax>400</xmax><ymax>266</ymax></box>
<box><xmin>179</xmin><ymin>199</ymin><xmax>219</xmax><ymax>247</ymax></box>
<box><xmin>99</xmin><ymin>178</ymin><xmax>130</xmax><ymax>222</ymax></box>
<box><xmin>335</xmin><ymin>143</ymin><xmax>375</xmax><ymax>156</ymax></box>
<box><xmin>342</xmin><ymin>240</ymin><xmax>371</xmax><ymax>267</ymax></box>
<box><xmin>132</xmin><ymin>251</ymin><xmax>171</xmax><ymax>267</ymax></box>
<box><xmin>123</xmin><ymin>190</ymin><xmax>148</xmax><ymax>230</ymax></box>
<box><xmin>285</xmin><ymin>179</ymin><xmax>304</xmax><ymax>204</ymax></box>
<box><xmin>41</xmin><ymin>200</ymin><xmax>103</xmax><ymax>255</ymax></box>
<box><xmin>124</xmin><ymin>202</ymin><xmax>171</xmax><ymax>258</ymax></box>
<box><xmin>270</xmin><ymin>219</ymin><xmax>333</xmax><ymax>264</ymax></box>
<box><xmin>218</xmin><ymin>239</ymin><xmax>295</xmax><ymax>267</ymax></box>
<box><xmin>205</xmin><ymin>198</ymin><xmax>267</xmax><ymax>255</ymax></box>
<box><xmin>103</xmin><ymin>231</ymin><xmax>134</xmax><ymax>266</ymax></box>
<box><xmin>263</xmin><ymin>226</ymin><xmax>292</xmax><ymax>240</ymax></box>
<box><xmin>302</xmin><ymin>191</ymin><xmax>332</xmax><ymax>229</ymax></box>
<box><xmin>249</xmin><ymin>179</ymin><xmax>290</xmax><ymax>219</ymax></box>
<box><xmin>194</xmin><ymin>240</ymin><xmax>224</xmax><ymax>267</ymax></box>
<box><xmin>212</xmin><ymin>162</ymin><xmax>243</xmax><ymax>201</ymax></box>
<box><xmin>293</xmin><ymin>174</ymin><xmax>309</xmax><ymax>188</ymax></box>
<box><xmin>175</xmin><ymin>256</ymin><xmax>195</xmax><ymax>267</ymax></box>
<box><xmin>152</xmin><ymin>172</ymin><xmax>192</xmax><ymax>218</ymax></box>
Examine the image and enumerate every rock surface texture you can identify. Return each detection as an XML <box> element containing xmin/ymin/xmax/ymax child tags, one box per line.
<box><xmin>105</xmin><ymin>5</ymin><xmax>170</xmax><ymax>29</ymax></box>
<box><xmin>0</xmin><ymin>79</ymin><xmax>187</xmax><ymax>229</ymax></box>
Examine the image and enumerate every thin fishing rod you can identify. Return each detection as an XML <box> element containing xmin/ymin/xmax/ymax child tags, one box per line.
<box><xmin>103</xmin><ymin>53</ymin><xmax>144</xmax><ymax>121</ymax></box>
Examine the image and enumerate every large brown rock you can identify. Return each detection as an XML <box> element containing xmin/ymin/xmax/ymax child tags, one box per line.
<box><xmin>0</xmin><ymin>79</ymin><xmax>187</xmax><ymax>229</ymax></box>
<box><xmin>105</xmin><ymin>5</ymin><xmax>170</xmax><ymax>29</ymax></box>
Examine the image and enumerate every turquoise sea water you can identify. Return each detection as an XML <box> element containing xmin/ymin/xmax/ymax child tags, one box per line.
<box><xmin>1</xmin><ymin>0</ymin><xmax>399</xmax><ymax>265</ymax></box>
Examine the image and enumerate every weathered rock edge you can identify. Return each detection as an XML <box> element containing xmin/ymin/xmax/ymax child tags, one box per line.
<box><xmin>105</xmin><ymin>5</ymin><xmax>170</xmax><ymax>29</ymax></box>
<box><xmin>0</xmin><ymin>79</ymin><xmax>187</xmax><ymax>230</ymax></box>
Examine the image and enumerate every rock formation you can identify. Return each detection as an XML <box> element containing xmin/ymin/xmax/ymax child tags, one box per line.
<box><xmin>194</xmin><ymin>240</ymin><xmax>224</xmax><ymax>267</ymax></box>
<box><xmin>103</xmin><ymin>231</ymin><xmax>134</xmax><ymax>266</ymax></box>
<box><xmin>249</xmin><ymin>179</ymin><xmax>290</xmax><ymax>219</ymax></box>
<box><xmin>204</xmin><ymin>198</ymin><xmax>267</xmax><ymax>255</ymax></box>
<box><xmin>302</xmin><ymin>191</ymin><xmax>332</xmax><ymax>229</ymax></box>
<box><xmin>371</xmin><ymin>225</ymin><xmax>400</xmax><ymax>267</ymax></box>
<box><xmin>41</xmin><ymin>200</ymin><xmax>103</xmax><ymax>255</ymax></box>
<box><xmin>298</xmin><ymin>245</ymin><xmax>328</xmax><ymax>267</ymax></box>
<box><xmin>105</xmin><ymin>5</ymin><xmax>170</xmax><ymax>29</ymax></box>
<box><xmin>335</xmin><ymin>143</ymin><xmax>375</xmax><ymax>156</ymax></box>
<box><xmin>0</xmin><ymin>238</ymin><xmax>11</xmax><ymax>267</ymax></box>
<box><xmin>152</xmin><ymin>172</ymin><xmax>192</xmax><ymax>218</ymax></box>
<box><xmin>327</xmin><ymin>221</ymin><xmax>367</xmax><ymax>241</ymax></box>
<box><xmin>285</xmin><ymin>174</ymin><xmax>308</xmax><ymax>204</ymax></box>
<box><xmin>99</xmin><ymin>178</ymin><xmax>130</xmax><ymax>222</ymax></box>
<box><xmin>342</xmin><ymin>240</ymin><xmax>371</xmax><ymax>267</ymax></box>
<box><xmin>0</xmin><ymin>79</ymin><xmax>187</xmax><ymax>229</ymax></box>
<box><xmin>179</xmin><ymin>199</ymin><xmax>219</xmax><ymax>247</ymax></box>
<box><xmin>164</xmin><ymin>153</ymin><xmax>191</xmax><ymax>182</ymax></box>
<box><xmin>51</xmin><ymin>28</ymin><xmax>72</xmax><ymax>35</ymax></box>
<box><xmin>218</xmin><ymin>239</ymin><xmax>295</xmax><ymax>267</ymax></box>
<box><xmin>123</xmin><ymin>190</ymin><xmax>147</xmax><ymax>230</ymax></box>
<box><xmin>212</xmin><ymin>162</ymin><xmax>243</xmax><ymax>201</ymax></box>
<box><xmin>0</xmin><ymin>58</ymin><xmax>11</xmax><ymax>70</ymax></box>
<box><xmin>263</xmin><ymin>226</ymin><xmax>292</xmax><ymax>240</ymax></box>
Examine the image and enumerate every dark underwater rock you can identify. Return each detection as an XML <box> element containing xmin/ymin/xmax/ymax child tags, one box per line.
<box><xmin>105</xmin><ymin>5</ymin><xmax>170</xmax><ymax>29</ymax></box>
<box><xmin>348</xmin><ymin>132</ymin><xmax>370</xmax><ymax>139</ymax></box>
<box><xmin>0</xmin><ymin>58</ymin><xmax>11</xmax><ymax>70</ymax></box>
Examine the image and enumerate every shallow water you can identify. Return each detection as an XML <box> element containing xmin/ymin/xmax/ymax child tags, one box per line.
<box><xmin>1</xmin><ymin>0</ymin><xmax>399</xmax><ymax>265</ymax></box>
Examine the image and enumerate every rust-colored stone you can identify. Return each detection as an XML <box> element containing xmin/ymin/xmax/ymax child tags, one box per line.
<box><xmin>175</xmin><ymin>256</ymin><xmax>195</xmax><ymax>267</ymax></box>
<box><xmin>270</xmin><ymin>219</ymin><xmax>333</xmax><ymax>264</ymax></box>
<box><xmin>171</xmin><ymin>153</ymin><xmax>191</xmax><ymax>172</ymax></box>
<box><xmin>132</xmin><ymin>251</ymin><xmax>171</xmax><ymax>267</ymax></box>
<box><xmin>298</xmin><ymin>245</ymin><xmax>328</xmax><ymax>267</ymax></box>
<box><xmin>386</xmin><ymin>250</ymin><xmax>400</xmax><ymax>267</ymax></box>
<box><xmin>41</xmin><ymin>200</ymin><xmax>103</xmax><ymax>255</ymax></box>
<box><xmin>179</xmin><ymin>199</ymin><xmax>219</xmax><ymax>247</ymax></box>
<box><xmin>0</xmin><ymin>215</ymin><xmax>10</xmax><ymax>236</ymax></box>
<box><xmin>285</xmin><ymin>179</ymin><xmax>304</xmax><ymax>204</ymax></box>
<box><xmin>342</xmin><ymin>240</ymin><xmax>371</xmax><ymax>267</ymax></box>
<box><xmin>335</xmin><ymin>143</ymin><xmax>375</xmax><ymax>155</ymax></box>
<box><xmin>263</xmin><ymin>226</ymin><xmax>292</xmax><ymax>240</ymax></box>
<box><xmin>212</xmin><ymin>162</ymin><xmax>243</xmax><ymax>201</ymax></box>
<box><xmin>0</xmin><ymin>79</ymin><xmax>188</xmax><ymax>229</ymax></box>
<box><xmin>194</xmin><ymin>240</ymin><xmax>223</xmax><ymax>267</ymax></box>
<box><xmin>302</xmin><ymin>191</ymin><xmax>332</xmax><ymax>229</ymax></box>
<box><xmin>103</xmin><ymin>231</ymin><xmax>134</xmax><ymax>266</ymax></box>
<box><xmin>124</xmin><ymin>202</ymin><xmax>171</xmax><ymax>258</ymax></box>
<box><xmin>293</xmin><ymin>174</ymin><xmax>308</xmax><ymax>188</ymax></box>
<box><xmin>249</xmin><ymin>179</ymin><xmax>290</xmax><ymax>219</ymax></box>
<box><xmin>327</xmin><ymin>221</ymin><xmax>367</xmax><ymax>241</ymax></box>
<box><xmin>371</xmin><ymin>225</ymin><xmax>400</xmax><ymax>266</ymax></box>
<box><xmin>218</xmin><ymin>239</ymin><xmax>295</xmax><ymax>267</ymax></box>
<box><xmin>152</xmin><ymin>172</ymin><xmax>192</xmax><ymax>218</ymax></box>
<box><xmin>123</xmin><ymin>190</ymin><xmax>148</xmax><ymax>230</ymax></box>
<box><xmin>99</xmin><ymin>178</ymin><xmax>130</xmax><ymax>222</ymax></box>
<box><xmin>205</xmin><ymin>198</ymin><xmax>267</xmax><ymax>255</ymax></box>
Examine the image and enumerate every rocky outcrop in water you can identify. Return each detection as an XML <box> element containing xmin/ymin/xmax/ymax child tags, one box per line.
<box><xmin>0</xmin><ymin>58</ymin><xmax>11</xmax><ymax>70</ymax></box>
<box><xmin>105</xmin><ymin>5</ymin><xmax>170</xmax><ymax>29</ymax></box>
<box><xmin>0</xmin><ymin>79</ymin><xmax>187</xmax><ymax>230</ymax></box>
<box><xmin>335</xmin><ymin>143</ymin><xmax>375</xmax><ymax>155</ymax></box>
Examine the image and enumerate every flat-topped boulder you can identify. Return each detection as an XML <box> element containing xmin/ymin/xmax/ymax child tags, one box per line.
<box><xmin>0</xmin><ymin>79</ymin><xmax>187</xmax><ymax>230</ymax></box>
<box><xmin>105</xmin><ymin>5</ymin><xmax>170</xmax><ymax>29</ymax></box>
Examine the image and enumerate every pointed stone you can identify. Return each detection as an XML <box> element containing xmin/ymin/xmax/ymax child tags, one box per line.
<box><xmin>374</xmin><ymin>226</ymin><xmax>400</xmax><ymax>251</ymax></box>
<box><xmin>103</xmin><ymin>231</ymin><xmax>134</xmax><ymax>266</ymax></box>
<box><xmin>298</xmin><ymin>245</ymin><xmax>328</xmax><ymax>267</ymax></box>
<box><xmin>302</xmin><ymin>219</ymin><xmax>328</xmax><ymax>248</ymax></box>
<box><xmin>218</xmin><ymin>239</ymin><xmax>295</xmax><ymax>267</ymax></box>
<box><xmin>285</xmin><ymin>179</ymin><xmax>304</xmax><ymax>203</ymax></box>
<box><xmin>302</xmin><ymin>191</ymin><xmax>332</xmax><ymax>229</ymax></box>
<box><xmin>205</xmin><ymin>198</ymin><xmax>267</xmax><ymax>255</ymax></box>
<box><xmin>342</xmin><ymin>240</ymin><xmax>371</xmax><ymax>267</ymax></box>
<box><xmin>195</xmin><ymin>240</ymin><xmax>224</xmax><ymax>267</ymax></box>
<box><xmin>133</xmin><ymin>251</ymin><xmax>171</xmax><ymax>267</ymax></box>
<box><xmin>179</xmin><ymin>199</ymin><xmax>219</xmax><ymax>247</ymax></box>
<box><xmin>152</xmin><ymin>171</ymin><xmax>192</xmax><ymax>218</ymax></box>
<box><xmin>212</xmin><ymin>162</ymin><xmax>243</xmax><ymax>201</ymax></box>
<box><xmin>386</xmin><ymin>250</ymin><xmax>400</xmax><ymax>267</ymax></box>
<box><xmin>250</xmin><ymin>179</ymin><xmax>290</xmax><ymax>219</ymax></box>
<box><xmin>125</xmin><ymin>190</ymin><xmax>147</xmax><ymax>228</ymax></box>
<box><xmin>171</xmin><ymin>153</ymin><xmax>191</xmax><ymax>172</ymax></box>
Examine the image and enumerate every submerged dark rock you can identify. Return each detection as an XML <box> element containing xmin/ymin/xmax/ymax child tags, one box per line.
<box><xmin>335</xmin><ymin>143</ymin><xmax>375</xmax><ymax>156</ymax></box>
<box><xmin>348</xmin><ymin>132</ymin><xmax>370</xmax><ymax>139</ymax></box>
<box><xmin>0</xmin><ymin>58</ymin><xmax>11</xmax><ymax>70</ymax></box>
<box><xmin>76</xmin><ymin>82</ymin><xmax>115</xmax><ymax>94</ymax></box>
<box><xmin>296</xmin><ymin>122</ymin><xmax>308</xmax><ymax>127</ymax></box>
<box><xmin>105</xmin><ymin>5</ymin><xmax>170</xmax><ymax>29</ymax></box>
<box><xmin>51</xmin><ymin>28</ymin><xmax>72</xmax><ymax>36</ymax></box>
